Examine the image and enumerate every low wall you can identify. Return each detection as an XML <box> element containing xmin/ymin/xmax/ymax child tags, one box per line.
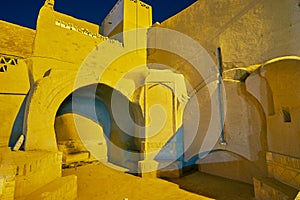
<box><xmin>266</xmin><ymin>151</ymin><xmax>300</xmax><ymax>190</ymax></box>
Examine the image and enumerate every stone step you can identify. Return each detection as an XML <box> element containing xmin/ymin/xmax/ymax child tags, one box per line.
<box><xmin>124</xmin><ymin>160</ymin><xmax>138</xmax><ymax>173</ymax></box>
<box><xmin>157</xmin><ymin>160</ymin><xmax>183</xmax><ymax>178</ymax></box>
<box><xmin>103</xmin><ymin>162</ymin><xmax>129</xmax><ymax>173</ymax></box>
<box><xmin>16</xmin><ymin>175</ymin><xmax>77</xmax><ymax>200</ymax></box>
<box><xmin>254</xmin><ymin>176</ymin><xmax>299</xmax><ymax>200</ymax></box>
<box><xmin>64</xmin><ymin>151</ymin><xmax>90</xmax><ymax>164</ymax></box>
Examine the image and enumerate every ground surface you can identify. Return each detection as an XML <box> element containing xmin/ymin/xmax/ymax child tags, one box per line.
<box><xmin>62</xmin><ymin>162</ymin><xmax>254</xmax><ymax>200</ymax></box>
<box><xmin>167</xmin><ymin>171</ymin><xmax>255</xmax><ymax>200</ymax></box>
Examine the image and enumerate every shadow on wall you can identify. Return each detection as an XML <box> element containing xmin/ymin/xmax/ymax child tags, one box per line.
<box><xmin>197</xmin><ymin>149</ymin><xmax>265</xmax><ymax>184</ymax></box>
<box><xmin>9</xmin><ymin>95</ymin><xmax>28</xmax><ymax>150</ymax></box>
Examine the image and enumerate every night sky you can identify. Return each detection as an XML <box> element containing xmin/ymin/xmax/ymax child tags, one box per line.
<box><xmin>0</xmin><ymin>0</ymin><xmax>196</xmax><ymax>29</ymax></box>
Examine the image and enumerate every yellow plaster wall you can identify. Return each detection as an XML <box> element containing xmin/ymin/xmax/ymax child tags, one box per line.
<box><xmin>246</xmin><ymin>57</ymin><xmax>300</xmax><ymax>159</ymax></box>
<box><xmin>0</xmin><ymin>151</ymin><xmax>62</xmax><ymax>198</ymax></box>
<box><xmin>0</xmin><ymin>0</ymin><xmax>152</xmax><ymax>153</ymax></box>
<box><xmin>0</xmin><ymin>23</ymin><xmax>33</xmax><ymax>148</ymax></box>
<box><xmin>245</xmin><ymin>57</ymin><xmax>300</xmax><ymax>187</ymax></box>
<box><xmin>123</xmin><ymin>0</ymin><xmax>152</xmax><ymax>30</ymax></box>
<box><xmin>0</xmin><ymin>21</ymin><xmax>35</xmax><ymax>57</ymax></box>
<box><xmin>192</xmin><ymin>81</ymin><xmax>268</xmax><ymax>183</ymax></box>
<box><xmin>24</xmin><ymin>3</ymin><xmax>149</xmax><ymax>152</ymax></box>
<box><xmin>0</xmin><ymin>95</ymin><xmax>25</xmax><ymax>148</ymax></box>
<box><xmin>0</xmin><ymin>59</ymin><xmax>30</xmax><ymax>147</ymax></box>
<box><xmin>31</xmin><ymin>5</ymin><xmax>108</xmax><ymax>81</ymax></box>
<box><xmin>156</xmin><ymin>0</ymin><xmax>300</xmax><ymax>69</ymax></box>
<box><xmin>1</xmin><ymin>0</ymin><xmax>298</xmax><ymax>189</ymax></box>
<box><xmin>222</xmin><ymin>81</ymin><xmax>266</xmax><ymax>162</ymax></box>
<box><xmin>145</xmin><ymin>0</ymin><xmax>300</xmax><ymax>182</ymax></box>
<box><xmin>144</xmin><ymin>84</ymin><xmax>174</xmax><ymax>160</ymax></box>
<box><xmin>35</xmin><ymin>6</ymin><xmax>102</xmax><ymax>61</ymax></box>
<box><xmin>24</xmin><ymin>49</ymin><xmax>148</xmax><ymax>151</ymax></box>
<box><xmin>264</xmin><ymin>59</ymin><xmax>300</xmax><ymax>158</ymax></box>
<box><xmin>147</xmin><ymin>37</ymin><xmax>267</xmax><ymax>183</ymax></box>
<box><xmin>102</xmin><ymin>0</ymin><xmax>152</xmax><ymax>40</ymax></box>
<box><xmin>246</xmin><ymin>69</ymin><xmax>275</xmax><ymax>117</ymax></box>
<box><xmin>122</xmin><ymin>0</ymin><xmax>151</xmax><ymax>55</ymax></box>
<box><xmin>0</xmin><ymin>164</ymin><xmax>15</xmax><ymax>200</ymax></box>
<box><xmin>55</xmin><ymin>113</ymin><xmax>107</xmax><ymax>163</ymax></box>
<box><xmin>0</xmin><ymin>58</ymin><xmax>30</xmax><ymax>94</ymax></box>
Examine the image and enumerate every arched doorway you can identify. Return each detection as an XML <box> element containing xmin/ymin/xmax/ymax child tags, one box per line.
<box><xmin>54</xmin><ymin>86</ymin><xmax>111</xmax><ymax>166</ymax></box>
<box><xmin>54</xmin><ymin>83</ymin><xmax>144</xmax><ymax>171</ymax></box>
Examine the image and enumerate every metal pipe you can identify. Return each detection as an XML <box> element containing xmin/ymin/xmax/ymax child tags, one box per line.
<box><xmin>216</xmin><ymin>47</ymin><xmax>227</xmax><ymax>145</ymax></box>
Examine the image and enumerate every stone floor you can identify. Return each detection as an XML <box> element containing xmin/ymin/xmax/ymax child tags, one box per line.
<box><xmin>62</xmin><ymin>162</ymin><xmax>255</xmax><ymax>200</ymax></box>
<box><xmin>62</xmin><ymin>162</ymin><xmax>211</xmax><ymax>200</ymax></box>
<box><xmin>166</xmin><ymin>171</ymin><xmax>255</xmax><ymax>200</ymax></box>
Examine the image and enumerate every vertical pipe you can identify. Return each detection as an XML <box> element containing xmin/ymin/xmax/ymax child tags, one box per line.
<box><xmin>216</xmin><ymin>47</ymin><xmax>227</xmax><ymax>145</ymax></box>
<box><xmin>143</xmin><ymin>84</ymin><xmax>148</xmax><ymax>160</ymax></box>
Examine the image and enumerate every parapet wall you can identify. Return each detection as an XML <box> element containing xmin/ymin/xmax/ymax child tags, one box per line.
<box><xmin>0</xmin><ymin>151</ymin><xmax>62</xmax><ymax>198</ymax></box>
<box><xmin>266</xmin><ymin>152</ymin><xmax>300</xmax><ymax>190</ymax></box>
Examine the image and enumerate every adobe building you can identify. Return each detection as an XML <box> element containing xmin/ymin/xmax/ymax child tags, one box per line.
<box><xmin>0</xmin><ymin>0</ymin><xmax>300</xmax><ymax>199</ymax></box>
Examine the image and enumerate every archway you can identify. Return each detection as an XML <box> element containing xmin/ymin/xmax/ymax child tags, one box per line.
<box><xmin>54</xmin><ymin>85</ymin><xmax>111</xmax><ymax>166</ymax></box>
<box><xmin>23</xmin><ymin>70</ymin><xmax>143</xmax><ymax>160</ymax></box>
<box><xmin>24</xmin><ymin>75</ymin><xmax>146</xmax><ymax>170</ymax></box>
<box><xmin>53</xmin><ymin>83</ymin><xmax>145</xmax><ymax>170</ymax></box>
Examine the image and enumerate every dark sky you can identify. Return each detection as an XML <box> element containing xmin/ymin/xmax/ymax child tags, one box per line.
<box><xmin>0</xmin><ymin>0</ymin><xmax>196</xmax><ymax>29</ymax></box>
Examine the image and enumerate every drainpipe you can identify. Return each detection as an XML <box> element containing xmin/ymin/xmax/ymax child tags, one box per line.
<box><xmin>216</xmin><ymin>47</ymin><xmax>227</xmax><ymax>145</ymax></box>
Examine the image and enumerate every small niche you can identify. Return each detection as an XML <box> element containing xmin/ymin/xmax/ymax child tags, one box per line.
<box><xmin>281</xmin><ymin>107</ymin><xmax>291</xmax><ymax>123</ymax></box>
<box><xmin>16</xmin><ymin>166</ymin><xmax>19</xmax><ymax>175</ymax></box>
<box><xmin>23</xmin><ymin>164</ymin><xmax>27</xmax><ymax>176</ymax></box>
<box><xmin>43</xmin><ymin>69</ymin><xmax>51</xmax><ymax>77</ymax></box>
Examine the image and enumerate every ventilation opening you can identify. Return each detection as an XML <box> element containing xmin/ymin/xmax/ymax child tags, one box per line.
<box><xmin>281</xmin><ymin>107</ymin><xmax>291</xmax><ymax>123</ymax></box>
